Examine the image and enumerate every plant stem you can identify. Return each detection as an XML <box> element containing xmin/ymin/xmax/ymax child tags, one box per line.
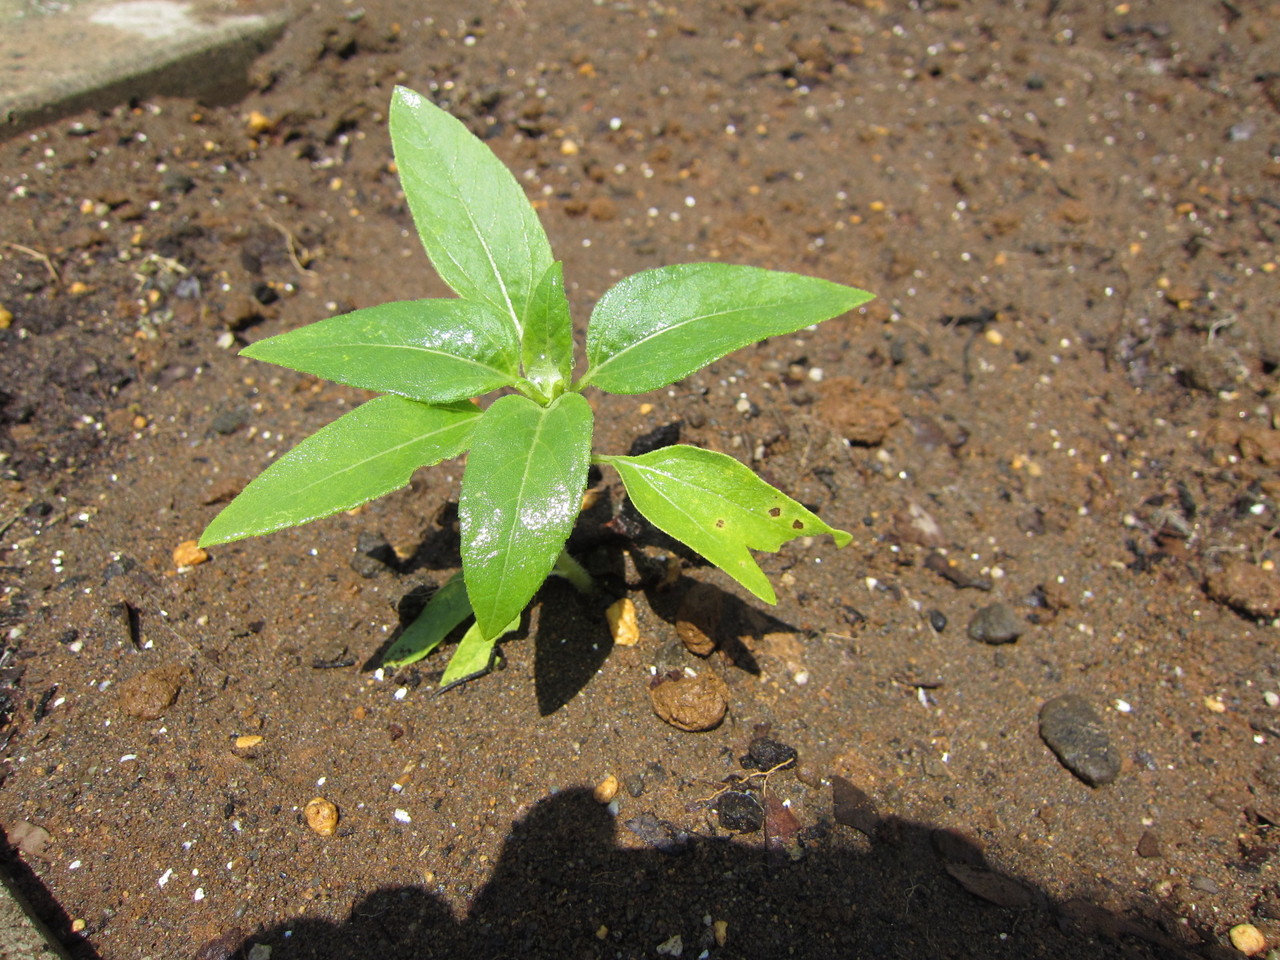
<box><xmin>553</xmin><ymin>549</ymin><xmax>595</xmax><ymax>594</ymax></box>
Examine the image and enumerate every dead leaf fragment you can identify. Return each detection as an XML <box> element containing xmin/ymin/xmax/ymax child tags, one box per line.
<box><xmin>944</xmin><ymin>862</ymin><xmax>1034</xmax><ymax>908</ymax></box>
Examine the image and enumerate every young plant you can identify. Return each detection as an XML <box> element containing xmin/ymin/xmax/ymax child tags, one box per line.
<box><xmin>199</xmin><ymin>86</ymin><xmax>873</xmax><ymax>685</ymax></box>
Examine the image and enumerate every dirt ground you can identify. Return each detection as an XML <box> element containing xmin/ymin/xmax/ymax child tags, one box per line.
<box><xmin>1</xmin><ymin>0</ymin><xmax>1279</xmax><ymax>957</ymax></box>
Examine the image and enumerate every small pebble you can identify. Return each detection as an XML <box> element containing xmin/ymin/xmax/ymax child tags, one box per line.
<box><xmin>173</xmin><ymin>540</ymin><xmax>208</xmax><ymax>568</ymax></box>
<box><xmin>606</xmin><ymin>598</ymin><xmax>640</xmax><ymax>647</ymax></box>
<box><xmin>1038</xmin><ymin>694</ymin><xmax>1121</xmax><ymax>786</ymax></box>
<box><xmin>967</xmin><ymin>602</ymin><xmax>1024</xmax><ymax>644</ymax></box>
<box><xmin>713</xmin><ymin>920</ymin><xmax>728</xmax><ymax>947</ymax></box>
<box><xmin>233</xmin><ymin>735</ymin><xmax>264</xmax><ymax>750</ymax></box>
<box><xmin>1190</xmin><ymin>875</ymin><xmax>1220</xmax><ymax>894</ymax></box>
<box><xmin>655</xmin><ymin>934</ymin><xmax>682</xmax><ymax>957</ymax></box>
<box><xmin>593</xmin><ymin>775</ymin><xmax>619</xmax><ymax>804</ymax></box>
<box><xmin>1230</xmin><ymin>923</ymin><xmax>1267</xmax><ymax>956</ymax></box>
<box><xmin>304</xmin><ymin>797</ymin><xmax>339</xmax><ymax>837</ymax></box>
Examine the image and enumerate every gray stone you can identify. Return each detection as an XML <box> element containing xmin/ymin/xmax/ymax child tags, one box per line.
<box><xmin>1039</xmin><ymin>694</ymin><xmax>1120</xmax><ymax>786</ymax></box>
<box><xmin>967</xmin><ymin>602</ymin><xmax>1024</xmax><ymax>644</ymax></box>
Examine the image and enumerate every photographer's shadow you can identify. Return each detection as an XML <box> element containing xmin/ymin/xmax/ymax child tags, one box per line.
<box><xmin>236</xmin><ymin>787</ymin><xmax>1193</xmax><ymax>960</ymax></box>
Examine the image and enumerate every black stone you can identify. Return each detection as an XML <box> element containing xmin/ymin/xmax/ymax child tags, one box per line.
<box><xmin>716</xmin><ymin>790</ymin><xmax>764</xmax><ymax>833</ymax></box>
<box><xmin>741</xmin><ymin>736</ymin><xmax>797</xmax><ymax>771</ymax></box>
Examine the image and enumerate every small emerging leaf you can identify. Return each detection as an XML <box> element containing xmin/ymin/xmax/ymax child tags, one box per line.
<box><xmin>200</xmin><ymin>396</ymin><xmax>479</xmax><ymax>546</ymax></box>
<box><xmin>521</xmin><ymin>262</ymin><xmax>574</xmax><ymax>400</ymax></box>
<box><xmin>439</xmin><ymin>615</ymin><xmax>519</xmax><ymax>688</ymax></box>
<box><xmin>460</xmin><ymin>392</ymin><xmax>593</xmax><ymax>640</ymax></box>
<box><xmin>600</xmin><ymin>445</ymin><xmax>851</xmax><ymax>603</ymax></box>
<box><xmin>391</xmin><ymin>86</ymin><xmax>553</xmax><ymax>336</ymax></box>
<box><xmin>580</xmin><ymin>263</ymin><xmax>873</xmax><ymax>394</ymax></box>
<box><xmin>382</xmin><ymin>574</ymin><xmax>473</xmax><ymax>670</ymax></box>
<box><xmin>242</xmin><ymin>300</ymin><xmax>520</xmax><ymax>404</ymax></box>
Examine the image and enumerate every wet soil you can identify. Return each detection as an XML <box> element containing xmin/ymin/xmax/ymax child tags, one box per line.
<box><xmin>1</xmin><ymin>1</ymin><xmax>1279</xmax><ymax>958</ymax></box>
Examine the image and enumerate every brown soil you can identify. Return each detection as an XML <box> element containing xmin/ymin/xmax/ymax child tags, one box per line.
<box><xmin>1</xmin><ymin>1</ymin><xmax>1279</xmax><ymax>958</ymax></box>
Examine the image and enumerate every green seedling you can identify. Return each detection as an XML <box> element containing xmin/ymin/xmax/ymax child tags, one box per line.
<box><xmin>200</xmin><ymin>86</ymin><xmax>873</xmax><ymax>686</ymax></box>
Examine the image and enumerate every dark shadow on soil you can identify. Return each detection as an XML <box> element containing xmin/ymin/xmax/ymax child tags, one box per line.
<box><xmin>233</xmin><ymin>788</ymin><xmax>1194</xmax><ymax>960</ymax></box>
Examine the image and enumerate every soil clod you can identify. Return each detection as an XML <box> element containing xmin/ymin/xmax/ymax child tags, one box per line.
<box><xmin>115</xmin><ymin>662</ymin><xmax>188</xmax><ymax>720</ymax></box>
<box><xmin>647</xmin><ymin>669</ymin><xmax>729</xmax><ymax>732</ymax></box>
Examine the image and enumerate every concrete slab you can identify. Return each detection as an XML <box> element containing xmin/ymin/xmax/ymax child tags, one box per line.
<box><xmin>0</xmin><ymin>866</ymin><xmax>70</xmax><ymax>960</ymax></box>
<box><xmin>1</xmin><ymin>0</ymin><xmax>289</xmax><ymax>138</ymax></box>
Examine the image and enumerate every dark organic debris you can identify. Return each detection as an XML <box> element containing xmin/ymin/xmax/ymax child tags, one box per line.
<box><xmin>763</xmin><ymin>792</ymin><xmax>803</xmax><ymax>861</ymax></box>
<box><xmin>628</xmin><ymin>420</ymin><xmax>681</xmax><ymax>456</ymax></box>
<box><xmin>944</xmin><ymin>862</ymin><xmax>1035</xmax><ymax>909</ymax></box>
<box><xmin>924</xmin><ymin>552</ymin><xmax>993</xmax><ymax>590</ymax></box>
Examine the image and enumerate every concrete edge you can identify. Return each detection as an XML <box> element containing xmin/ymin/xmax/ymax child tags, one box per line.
<box><xmin>0</xmin><ymin>863</ymin><xmax>73</xmax><ymax>960</ymax></box>
<box><xmin>1</xmin><ymin>10</ymin><xmax>288</xmax><ymax>139</ymax></box>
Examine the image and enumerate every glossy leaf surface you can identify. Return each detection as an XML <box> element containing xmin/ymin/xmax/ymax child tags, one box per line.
<box><xmin>241</xmin><ymin>299</ymin><xmax>520</xmax><ymax>404</ymax></box>
<box><xmin>580</xmin><ymin>263</ymin><xmax>873</xmax><ymax>394</ymax></box>
<box><xmin>390</xmin><ymin>86</ymin><xmax>553</xmax><ymax>336</ymax></box>
<box><xmin>439</xmin><ymin>615</ymin><xmax>519</xmax><ymax>688</ymax></box>
<box><xmin>601</xmin><ymin>445</ymin><xmax>852</xmax><ymax>603</ymax></box>
<box><xmin>460</xmin><ymin>392</ymin><xmax>593</xmax><ymax>639</ymax></box>
<box><xmin>200</xmin><ymin>396</ymin><xmax>479</xmax><ymax>546</ymax></box>
<box><xmin>521</xmin><ymin>261</ymin><xmax>574</xmax><ymax>400</ymax></box>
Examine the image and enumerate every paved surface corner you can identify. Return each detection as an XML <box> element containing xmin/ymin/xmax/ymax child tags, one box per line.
<box><xmin>1</xmin><ymin>0</ymin><xmax>289</xmax><ymax>138</ymax></box>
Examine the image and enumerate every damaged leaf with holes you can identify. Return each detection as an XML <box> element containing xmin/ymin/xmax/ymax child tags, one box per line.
<box><xmin>198</xmin><ymin>85</ymin><xmax>874</xmax><ymax>686</ymax></box>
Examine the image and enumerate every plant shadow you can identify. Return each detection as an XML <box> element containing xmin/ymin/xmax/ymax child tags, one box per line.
<box><xmin>232</xmin><ymin>786</ymin><xmax>1197</xmax><ymax>960</ymax></box>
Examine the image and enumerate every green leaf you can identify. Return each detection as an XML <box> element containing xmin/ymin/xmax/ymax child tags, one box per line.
<box><xmin>460</xmin><ymin>392</ymin><xmax>593</xmax><ymax>639</ymax></box>
<box><xmin>390</xmin><ymin>86</ymin><xmax>553</xmax><ymax>336</ymax></box>
<box><xmin>200</xmin><ymin>396</ymin><xmax>479</xmax><ymax>546</ymax></box>
<box><xmin>439</xmin><ymin>615</ymin><xmax>519</xmax><ymax>688</ymax></box>
<box><xmin>521</xmin><ymin>262</ymin><xmax>574</xmax><ymax>400</ymax></box>
<box><xmin>241</xmin><ymin>299</ymin><xmax>520</xmax><ymax>404</ymax></box>
<box><xmin>599</xmin><ymin>445</ymin><xmax>852</xmax><ymax>604</ymax></box>
<box><xmin>579</xmin><ymin>263</ymin><xmax>874</xmax><ymax>394</ymax></box>
<box><xmin>382</xmin><ymin>573</ymin><xmax>473</xmax><ymax>670</ymax></box>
